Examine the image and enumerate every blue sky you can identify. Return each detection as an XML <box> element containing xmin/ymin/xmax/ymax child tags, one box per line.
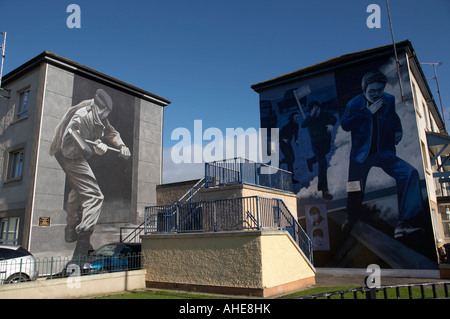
<box><xmin>1</xmin><ymin>0</ymin><xmax>449</xmax><ymax>183</ymax></box>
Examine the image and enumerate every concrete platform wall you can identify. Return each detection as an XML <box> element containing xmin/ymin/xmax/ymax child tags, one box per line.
<box><xmin>142</xmin><ymin>230</ymin><xmax>315</xmax><ymax>297</ymax></box>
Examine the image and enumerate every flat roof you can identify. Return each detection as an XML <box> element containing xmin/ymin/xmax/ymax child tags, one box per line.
<box><xmin>2</xmin><ymin>51</ymin><xmax>171</xmax><ymax>107</ymax></box>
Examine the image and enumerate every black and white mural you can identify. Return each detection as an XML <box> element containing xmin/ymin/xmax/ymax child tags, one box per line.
<box><xmin>49</xmin><ymin>76</ymin><xmax>135</xmax><ymax>258</ymax></box>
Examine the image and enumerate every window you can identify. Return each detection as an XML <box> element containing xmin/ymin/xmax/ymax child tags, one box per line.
<box><xmin>432</xmin><ymin>208</ymin><xmax>441</xmax><ymax>242</ymax></box>
<box><xmin>0</xmin><ymin>217</ymin><xmax>20</xmax><ymax>245</ymax></box>
<box><xmin>429</xmin><ymin>109</ymin><xmax>436</xmax><ymax>132</ymax></box>
<box><xmin>440</xmin><ymin>207</ymin><xmax>450</xmax><ymax>238</ymax></box>
<box><xmin>420</xmin><ymin>141</ymin><xmax>430</xmax><ymax>172</ymax></box>
<box><xmin>412</xmin><ymin>83</ymin><xmax>420</xmax><ymax>116</ymax></box>
<box><xmin>6</xmin><ymin>149</ymin><xmax>24</xmax><ymax>181</ymax></box>
<box><xmin>422</xmin><ymin>102</ymin><xmax>430</xmax><ymax>130</ymax></box>
<box><xmin>16</xmin><ymin>88</ymin><xmax>30</xmax><ymax>119</ymax></box>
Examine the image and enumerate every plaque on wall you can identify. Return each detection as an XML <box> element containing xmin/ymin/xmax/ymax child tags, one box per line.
<box><xmin>39</xmin><ymin>217</ymin><xmax>51</xmax><ymax>226</ymax></box>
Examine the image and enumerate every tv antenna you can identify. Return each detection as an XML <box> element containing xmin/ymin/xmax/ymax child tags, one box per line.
<box><xmin>0</xmin><ymin>32</ymin><xmax>6</xmax><ymax>88</ymax></box>
<box><xmin>421</xmin><ymin>62</ymin><xmax>445</xmax><ymax>127</ymax></box>
<box><xmin>385</xmin><ymin>0</ymin><xmax>406</xmax><ymax>102</ymax></box>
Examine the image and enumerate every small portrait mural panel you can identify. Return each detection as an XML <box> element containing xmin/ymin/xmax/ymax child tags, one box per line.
<box><xmin>305</xmin><ymin>204</ymin><xmax>330</xmax><ymax>251</ymax></box>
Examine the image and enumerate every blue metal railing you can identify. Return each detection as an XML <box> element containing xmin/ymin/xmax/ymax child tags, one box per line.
<box><xmin>120</xmin><ymin>178</ymin><xmax>206</xmax><ymax>243</ymax></box>
<box><xmin>144</xmin><ymin>196</ymin><xmax>313</xmax><ymax>263</ymax></box>
<box><xmin>205</xmin><ymin>158</ymin><xmax>293</xmax><ymax>193</ymax></box>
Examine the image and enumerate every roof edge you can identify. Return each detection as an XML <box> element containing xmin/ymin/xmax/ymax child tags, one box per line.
<box><xmin>251</xmin><ymin>40</ymin><xmax>413</xmax><ymax>92</ymax></box>
<box><xmin>2</xmin><ymin>51</ymin><xmax>171</xmax><ymax>107</ymax></box>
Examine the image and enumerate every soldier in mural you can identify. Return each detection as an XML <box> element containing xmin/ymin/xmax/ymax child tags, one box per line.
<box><xmin>49</xmin><ymin>89</ymin><xmax>131</xmax><ymax>258</ymax></box>
<box><xmin>301</xmin><ymin>100</ymin><xmax>337</xmax><ymax>200</ymax></box>
<box><xmin>340</xmin><ymin>71</ymin><xmax>424</xmax><ymax>238</ymax></box>
<box><xmin>279</xmin><ymin>112</ymin><xmax>300</xmax><ymax>183</ymax></box>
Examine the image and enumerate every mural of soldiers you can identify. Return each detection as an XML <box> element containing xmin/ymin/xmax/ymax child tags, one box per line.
<box><xmin>301</xmin><ymin>100</ymin><xmax>337</xmax><ymax>200</ymax></box>
<box><xmin>279</xmin><ymin>112</ymin><xmax>300</xmax><ymax>183</ymax></box>
<box><xmin>50</xmin><ymin>89</ymin><xmax>131</xmax><ymax>258</ymax></box>
<box><xmin>340</xmin><ymin>71</ymin><xmax>424</xmax><ymax>238</ymax></box>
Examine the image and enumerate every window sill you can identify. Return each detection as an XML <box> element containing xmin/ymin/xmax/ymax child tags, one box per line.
<box><xmin>3</xmin><ymin>177</ymin><xmax>23</xmax><ymax>185</ymax></box>
<box><xmin>10</xmin><ymin>115</ymin><xmax>28</xmax><ymax>126</ymax></box>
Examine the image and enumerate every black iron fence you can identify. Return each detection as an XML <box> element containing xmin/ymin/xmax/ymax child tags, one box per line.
<box><xmin>1</xmin><ymin>253</ymin><xmax>143</xmax><ymax>284</ymax></box>
<box><xmin>295</xmin><ymin>281</ymin><xmax>450</xmax><ymax>299</ymax></box>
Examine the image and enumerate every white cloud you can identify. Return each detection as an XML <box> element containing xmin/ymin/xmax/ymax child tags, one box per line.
<box><xmin>162</xmin><ymin>147</ymin><xmax>204</xmax><ymax>184</ymax></box>
<box><xmin>162</xmin><ymin>124</ymin><xmax>279</xmax><ymax>184</ymax></box>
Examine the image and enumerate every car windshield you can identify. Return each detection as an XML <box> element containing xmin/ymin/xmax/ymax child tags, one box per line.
<box><xmin>90</xmin><ymin>244</ymin><xmax>120</xmax><ymax>257</ymax></box>
<box><xmin>0</xmin><ymin>247</ymin><xmax>31</xmax><ymax>260</ymax></box>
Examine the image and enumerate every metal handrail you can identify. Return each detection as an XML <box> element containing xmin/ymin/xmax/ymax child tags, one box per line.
<box><xmin>277</xmin><ymin>199</ymin><xmax>313</xmax><ymax>262</ymax></box>
<box><xmin>205</xmin><ymin>158</ymin><xmax>293</xmax><ymax>193</ymax></box>
<box><xmin>175</xmin><ymin>177</ymin><xmax>205</xmax><ymax>204</ymax></box>
<box><xmin>120</xmin><ymin>178</ymin><xmax>206</xmax><ymax>243</ymax></box>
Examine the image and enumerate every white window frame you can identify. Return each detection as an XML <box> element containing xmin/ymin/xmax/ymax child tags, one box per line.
<box><xmin>412</xmin><ymin>83</ymin><xmax>421</xmax><ymax>117</ymax></box>
<box><xmin>422</xmin><ymin>101</ymin><xmax>430</xmax><ymax>130</ymax></box>
<box><xmin>440</xmin><ymin>206</ymin><xmax>450</xmax><ymax>239</ymax></box>
<box><xmin>16</xmin><ymin>88</ymin><xmax>30</xmax><ymax>119</ymax></box>
<box><xmin>0</xmin><ymin>217</ymin><xmax>20</xmax><ymax>245</ymax></box>
<box><xmin>5</xmin><ymin>148</ymin><xmax>24</xmax><ymax>181</ymax></box>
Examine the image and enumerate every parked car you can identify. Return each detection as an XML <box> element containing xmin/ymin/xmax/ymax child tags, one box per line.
<box><xmin>54</xmin><ymin>242</ymin><xmax>142</xmax><ymax>278</ymax></box>
<box><xmin>0</xmin><ymin>245</ymin><xmax>38</xmax><ymax>284</ymax></box>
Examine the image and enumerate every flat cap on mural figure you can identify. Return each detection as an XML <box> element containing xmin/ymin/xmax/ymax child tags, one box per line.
<box><xmin>50</xmin><ymin>88</ymin><xmax>131</xmax><ymax>258</ymax></box>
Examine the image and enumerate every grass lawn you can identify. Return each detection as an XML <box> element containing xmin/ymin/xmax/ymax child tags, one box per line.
<box><xmin>95</xmin><ymin>286</ymin><xmax>359</xmax><ymax>299</ymax></box>
<box><xmin>95</xmin><ymin>289</ymin><xmax>235</xmax><ymax>299</ymax></box>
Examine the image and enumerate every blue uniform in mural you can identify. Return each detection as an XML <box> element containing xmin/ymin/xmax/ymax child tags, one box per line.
<box><xmin>340</xmin><ymin>71</ymin><xmax>424</xmax><ymax>238</ymax></box>
<box><xmin>301</xmin><ymin>101</ymin><xmax>337</xmax><ymax>200</ymax></box>
<box><xmin>279</xmin><ymin>112</ymin><xmax>300</xmax><ymax>183</ymax></box>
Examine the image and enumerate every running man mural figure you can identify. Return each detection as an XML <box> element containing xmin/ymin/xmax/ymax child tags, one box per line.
<box><xmin>340</xmin><ymin>71</ymin><xmax>424</xmax><ymax>238</ymax></box>
<box><xmin>279</xmin><ymin>112</ymin><xmax>300</xmax><ymax>183</ymax></box>
<box><xmin>301</xmin><ymin>100</ymin><xmax>337</xmax><ymax>200</ymax></box>
<box><xmin>50</xmin><ymin>89</ymin><xmax>131</xmax><ymax>258</ymax></box>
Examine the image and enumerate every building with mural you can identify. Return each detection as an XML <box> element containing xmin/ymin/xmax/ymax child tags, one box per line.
<box><xmin>252</xmin><ymin>40</ymin><xmax>449</xmax><ymax>273</ymax></box>
<box><xmin>0</xmin><ymin>52</ymin><xmax>169</xmax><ymax>259</ymax></box>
